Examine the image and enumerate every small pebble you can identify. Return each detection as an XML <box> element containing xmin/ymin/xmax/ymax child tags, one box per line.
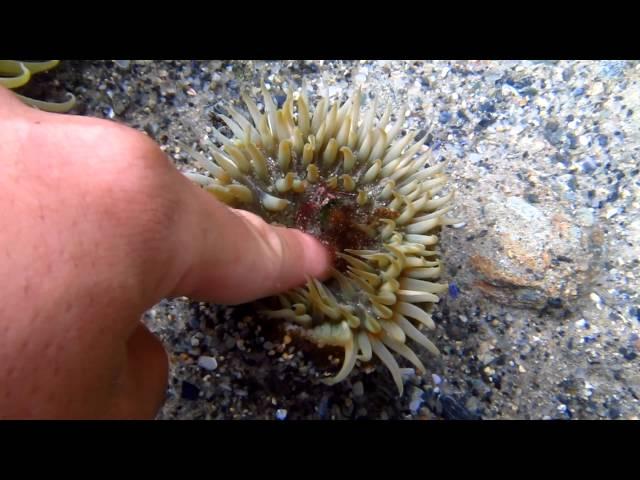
<box><xmin>275</xmin><ymin>409</ymin><xmax>288</xmax><ymax>420</ymax></box>
<box><xmin>575</xmin><ymin>319</ymin><xmax>590</xmax><ymax>330</ymax></box>
<box><xmin>468</xmin><ymin>153</ymin><xmax>482</xmax><ymax>163</ymax></box>
<box><xmin>400</xmin><ymin>368</ymin><xmax>416</xmax><ymax>379</ymax></box>
<box><xmin>581</xmin><ymin>158</ymin><xmax>597</xmax><ymax>173</ymax></box>
<box><xmin>575</xmin><ymin>207</ymin><xmax>595</xmax><ymax>227</ymax></box>
<box><xmin>438</xmin><ymin>111</ymin><xmax>452</xmax><ymax>124</ymax></box>
<box><xmin>409</xmin><ymin>398</ymin><xmax>424</xmax><ymax>414</ymax></box>
<box><xmin>588</xmin><ymin>82</ymin><xmax>604</xmax><ymax>96</ymax></box>
<box><xmin>197</xmin><ymin>356</ymin><xmax>218</xmax><ymax>371</ymax></box>
<box><xmin>352</xmin><ymin>381</ymin><xmax>364</xmax><ymax>397</ymax></box>
<box><xmin>600</xmin><ymin>61</ymin><xmax>626</xmax><ymax>78</ymax></box>
<box><xmin>619</xmin><ymin>347</ymin><xmax>637</xmax><ymax>361</ymax></box>
<box><xmin>547</xmin><ymin>297</ymin><xmax>563</xmax><ymax>308</ymax></box>
<box><xmin>318</xmin><ymin>395</ymin><xmax>330</xmax><ymax>418</ymax></box>
<box><xmin>597</xmin><ymin>134</ymin><xmax>609</xmax><ymax>147</ymax></box>
<box><xmin>274</xmin><ymin>95</ymin><xmax>286</xmax><ymax>108</ymax></box>
<box><xmin>584</xmin><ymin>382</ymin><xmax>594</xmax><ymax>397</ymax></box>
<box><xmin>432</xmin><ymin>374</ymin><xmax>442</xmax><ymax>385</ymax></box>
<box><xmin>180</xmin><ymin>381</ymin><xmax>200</xmax><ymax>401</ymax></box>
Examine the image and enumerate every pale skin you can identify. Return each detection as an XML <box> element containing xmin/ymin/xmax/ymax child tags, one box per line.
<box><xmin>0</xmin><ymin>86</ymin><xmax>331</xmax><ymax>419</ymax></box>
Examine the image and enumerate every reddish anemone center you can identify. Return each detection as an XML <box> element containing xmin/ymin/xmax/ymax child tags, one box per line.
<box><xmin>292</xmin><ymin>181</ymin><xmax>399</xmax><ymax>271</ymax></box>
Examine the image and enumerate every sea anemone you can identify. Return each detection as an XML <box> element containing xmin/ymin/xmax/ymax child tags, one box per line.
<box><xmin>0</xmin><ymin>60</ymin><xmax>76</xmax><ymax>112</ymax></box>
<box><xmin>184</xmin><ymin>81</ymin><xmax>456</xmax><ymax>395</ymax></box>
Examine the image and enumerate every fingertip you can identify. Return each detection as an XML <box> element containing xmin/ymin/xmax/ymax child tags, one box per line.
<box><xmin>298</xmin><ymin>230</ymin><xmax>333</xmax><ymax>281</ymax></box>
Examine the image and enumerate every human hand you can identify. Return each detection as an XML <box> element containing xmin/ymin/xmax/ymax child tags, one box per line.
<box><xmin>0</xmin><ymin>86</ymin><xmax>330</xmax><ymax>419</ymax></box>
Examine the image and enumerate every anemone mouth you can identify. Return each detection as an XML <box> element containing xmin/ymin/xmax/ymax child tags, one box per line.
<box><xmin>184</xmin><ymin>81</ymin><xmax>457</xmax><ymax>396</ymax></box>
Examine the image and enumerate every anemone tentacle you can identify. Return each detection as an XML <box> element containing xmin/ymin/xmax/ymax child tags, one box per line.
<box><xmin>0</xmin><ymin>60</ymin><xmax>76</xmax><ymax>113</ymax></box>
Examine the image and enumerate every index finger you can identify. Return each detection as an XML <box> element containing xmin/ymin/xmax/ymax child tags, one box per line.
<box><xmin>164</xmin><ymin>170</ymin><xmax>332</xmax><ymax>304</ymax></box>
